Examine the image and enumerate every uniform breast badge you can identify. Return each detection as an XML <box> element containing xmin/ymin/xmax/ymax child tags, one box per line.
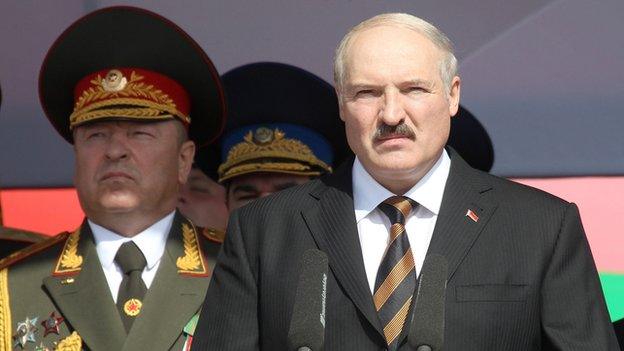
<box><xmin>13</xmin><ymin>316</ymin><xmax>38</xmax><ymax>349</ymax></box>
<box><xmin>41</xmin><ymin>312</ymin><xmax>64</xmax><ymax>336</ymax></box>
<box><xmin>123</xmin><ymin>298</ymin><xmax>142</xmax><ymax>317</ymax></box>
<box><xmin>54</xmin><ymin>331</ymin><xmax>81</xmax><ymax>351</ymax></box>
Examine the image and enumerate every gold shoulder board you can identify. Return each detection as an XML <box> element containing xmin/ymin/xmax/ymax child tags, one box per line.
<box><xmin>0</xmin><ymin>232</ymin><xmax>69</xmax><ymax>270</ymax></box>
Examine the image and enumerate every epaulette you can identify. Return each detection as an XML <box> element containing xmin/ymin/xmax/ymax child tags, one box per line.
<box><xmin>0</xmin><ymin>232</ymin><xmax>69</xmax><ymax>270</ymax></box>
<box><xmin>0</xmin><ymin>226</ymin><xmax>47</xmax><ymax>244</ymax></box>
<box><xmin>200</xmin><ymin>227</ymin><xmax>225</xmax><ymax>244</ymax></box>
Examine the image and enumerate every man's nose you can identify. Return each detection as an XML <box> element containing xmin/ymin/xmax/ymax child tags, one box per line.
<box><xmin>379</xmin><ymin>90</ymin><xmax>405</xmax><ymax>126</ymax></box>
<box><xmin>104</xmin><ymin>133</ymin><xmax>130</xmax><ymax>160</ymax></box>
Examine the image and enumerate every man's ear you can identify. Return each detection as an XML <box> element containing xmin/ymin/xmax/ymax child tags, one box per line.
<box><xmin>448</xmin><ymin>76</ymin><xmax>461</xmax><ymax>117</ymax></box>
<box><xmin>178</xmin><ymin>140</ymin><xmax>196</xmax><ymax>184</ymax></box>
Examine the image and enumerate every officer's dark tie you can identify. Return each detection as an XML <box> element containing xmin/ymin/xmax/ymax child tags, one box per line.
<box><xmin>115</xmin><ymin>241</ymin><xmax>147</xmax><ymax>333</ymax></box>
<box><xmin>374</xmin><ymin>196</ymin><xmax>417</xmax><ymax>350</ymax></box>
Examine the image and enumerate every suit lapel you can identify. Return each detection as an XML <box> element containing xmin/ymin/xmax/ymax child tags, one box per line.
<box><xmin>43</xmin><ymin>223</ymin><xmax>126</xmax><ymax>351</ymax></box>
<box><xmin>122</xmin><ymin>214</ymin><xmax>209</xmax><ymax>351</ymax></box>
<box><xmin>426</xmin><ymin>149</ymin><xmax>498</xmax><ymax>281</ymax></box>
<box><xmin>301</xmin><ymin>161</ymin><xmax>385</xmax><ymax>340</ymax></box>
<box><xmin>395</xmin><ymin>149</ymin><xmax>498</xmax><ymax>348</ymax></box>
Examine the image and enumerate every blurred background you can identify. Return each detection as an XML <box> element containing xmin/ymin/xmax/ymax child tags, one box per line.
<box><xmin>0</xmin><ymin>0</ymin><xmax>622</xmax><ymax>320</ymax></box>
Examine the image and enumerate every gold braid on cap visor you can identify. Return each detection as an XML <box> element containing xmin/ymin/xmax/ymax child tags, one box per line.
<box><xmin>69</xmin><ymin>70</ymin><xmax>191</xmax><ymax>128</ymax></box>
<box><xmin>217</xmin><ymin>127</ymin><xmax>332</xmax><ymax>183</ymax></box>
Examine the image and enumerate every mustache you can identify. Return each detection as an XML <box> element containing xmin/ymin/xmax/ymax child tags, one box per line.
<box><xmin>373</xmin><ymin>122</ymin><xmax>415</xmax><ymax>140</ymax></box>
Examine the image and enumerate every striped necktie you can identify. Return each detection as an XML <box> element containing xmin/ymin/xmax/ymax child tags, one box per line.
<box><xmin>374</xmin><ymin>196</ymin><xmax>417</xmax><ymax>349</ymax></box>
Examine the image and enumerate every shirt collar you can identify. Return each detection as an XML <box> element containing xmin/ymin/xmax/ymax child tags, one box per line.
<box><xmin>352</xmin><ymin>150</ymin><xmax>451</xmax><ymax>222</ymax></box>
<box><xmin>90</xmin><ymin>211</ymin><xmax>176</xmax><ymax>270</ymax></box>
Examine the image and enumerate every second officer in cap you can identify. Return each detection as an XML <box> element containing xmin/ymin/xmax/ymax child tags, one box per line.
<box><xmin>179</xmin><ymin>62</ymin><xmax>350</xmax><ymax>227</ymax></box>
<box><xmin>0</xmin><ymin>6</ymin><xmax>225</xmax><ymax>350</ymax></box>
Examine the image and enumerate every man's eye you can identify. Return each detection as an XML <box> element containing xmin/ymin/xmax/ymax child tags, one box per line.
<box><xmin>355</xmin><ymin>89</ymin><xmax>375</xmax><ymax>97</ymax></box>
<box><xmin>406</xmin><ymin>86</ymin><xmax>425</xmax><ymax>93</ymax></box>
<box><xmin>87</xmin><ymin>132</ymin><xmax>105</xmax><ymax>139</ymax></box>
<box><xmin>133</xmin><ymin>130</ymin><xmax>154</xmax><ymax>137</ymax></box>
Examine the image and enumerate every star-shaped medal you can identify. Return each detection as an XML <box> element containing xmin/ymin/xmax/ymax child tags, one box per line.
<box><xmin>41</xmin><ymin>312</ymin><xmax>64</xmax><ymax>337</ymax></box>
<box><xmin>13</xmin><ymin>316</ymin><xmax>38</xmax><ymax>349</ymax></box>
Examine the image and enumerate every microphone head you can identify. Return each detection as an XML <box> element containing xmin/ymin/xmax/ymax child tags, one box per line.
<box><xmin>408</xmin><ymin>254</ymin><xmax>448</xmax><ymax>351</ymax></box>
<box><xmin>287</xmin><ymin>249</ymin><xmax>329</xmax><ymax>351</ymax></box>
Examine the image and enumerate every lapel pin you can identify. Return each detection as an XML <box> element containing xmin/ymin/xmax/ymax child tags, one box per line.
<box><xmin>466</xmin><ymin>209</ymin><xmax>479</xmax><ymax>223</ymax></box>
<box><xmin>60</xmin><ymin>277</ymin><xmax>75</xmax><ymax>285</ymax></box>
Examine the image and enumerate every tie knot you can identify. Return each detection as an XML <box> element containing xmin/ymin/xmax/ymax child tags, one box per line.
<box><xmin>378</xmin><ymin>196</ymin><xmax>415</xmax><ymax>225</ymax></box>
<box><xmin>115</xmin><ymin>241</ymin><xmax>147</xmax><ymax>274</ymax></box>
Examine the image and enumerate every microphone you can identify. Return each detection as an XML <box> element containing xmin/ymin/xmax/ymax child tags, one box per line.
<box><xmin>287</xmin><ymin>249</ymin><xmax>329</xmax><ymax>351</ymax></box>
<box><xmin>408</xmin><ymin>254</ymin><xmax>448</xmax><ymax>351</ymax></box>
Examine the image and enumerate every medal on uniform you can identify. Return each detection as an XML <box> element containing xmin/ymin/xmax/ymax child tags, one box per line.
<box><xmin>13</xmin><ymin>316</ymin><xmax>38</xmax><ymax>348</ymax></box>
<box><xmin>123</xmin><ymin>298</ymin><xmax>143</xmax><ymax>316</ymax></box>
<box><xmin>41</xmin><ymin>311</ymin><xmax>65</xmax><ymax>336</ymax></box>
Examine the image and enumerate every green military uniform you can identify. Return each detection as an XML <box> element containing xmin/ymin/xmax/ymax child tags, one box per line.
<box><xmin>0</xmin><ymin>227</ymin><xmax>46</xmax><ymax>260</ymax></box>
<box><xmin>0</xmin><ymin>5</ymin><xmax>226</xmax><ymax>351</ymax></box>
<box><xmin>0</xmin><ymin>212</ymin><xmax>222</xmax><ymax>350</ymax></box>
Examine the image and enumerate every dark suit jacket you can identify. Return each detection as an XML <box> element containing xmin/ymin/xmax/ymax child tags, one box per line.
<box><xmin>614</xmin><ymin>318</ymin><xmax>624</xmax><ymax>350</ymax></box>
<box><xmin>193</xmin><ymin>149</ymin><xmax>618</xmax><ymax>350</ymax></box>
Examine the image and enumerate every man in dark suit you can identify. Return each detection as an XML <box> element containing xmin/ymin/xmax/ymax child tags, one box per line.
<box><xmin>193</xmin><ymin>13</ymin><xmax>617</xmax><ymax>350</ymax></box>
<box><xmin>0</xmin><ymin>7</ymin><xmax>226</xmax><ymax>350</ymax></box>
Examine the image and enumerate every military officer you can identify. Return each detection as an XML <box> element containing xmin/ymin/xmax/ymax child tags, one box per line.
<box><xmin>0</xmin><ymin>6</ymin><xmax>226</xmax><ymax>351</ymax></box>
<box><xmin>0</xmin><ymin>83</ymin><xmax>47</xmax><ymax>259</ymax></box>
<box><xmin>202</xmin><ymin>62</ymin><xmax>351</xmax><ymax>213</ymax></box>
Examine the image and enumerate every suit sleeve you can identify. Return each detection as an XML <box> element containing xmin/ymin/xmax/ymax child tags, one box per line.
<box><xmin>192</xmin><ymin>209</ymin><xmax>260</xmax><ymax>350</ymax></box>
<box><xmin>540</xmin><ymin>203</ymin><xmax>619</xmax><ymax>350</ymax></box>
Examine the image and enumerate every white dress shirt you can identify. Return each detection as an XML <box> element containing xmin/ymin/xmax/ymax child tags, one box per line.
<box><xmin>90</xmin><ymin>211</ymin><xmax>175</xmax><ymax>303</ymax></box>
<box><xmin>352</xmin><ymin>151</ymin><xmax>450</xmax><ymax>293</ymax></box>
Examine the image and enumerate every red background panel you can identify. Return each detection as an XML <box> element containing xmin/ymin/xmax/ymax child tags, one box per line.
<box><xmin>1</xmin><ymin>188</ymin><xmax>83</xmax><ymax>235</ymax></box>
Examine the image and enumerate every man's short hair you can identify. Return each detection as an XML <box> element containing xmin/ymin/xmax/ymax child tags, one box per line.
<box><xmin>333</xmin><ymin>13</ymin><xmax>458</xmax><ymax>96</ymax></box>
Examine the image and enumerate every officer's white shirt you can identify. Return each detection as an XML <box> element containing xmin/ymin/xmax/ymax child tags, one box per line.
<box><xmin>90</xmin><ymin>211</ymin><xmax>174</xmax><ymax>303</ymax></box>
<box><xmin>352</xmin><ymin>150</ymin><xmax>450</xmax><ymax>293</ymax></box>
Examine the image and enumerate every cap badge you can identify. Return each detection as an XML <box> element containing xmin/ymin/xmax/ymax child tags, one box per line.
<box><xmin>218</xmin><ymin>127</ymin><xmax>331</xmax><ymax>182</ymax></box>
<box><xmin>101</xmin><ymin>69</ymin><xmax>127</xmax><ymax>92</ymax></box>
<box><xmin>253</xmin><ymin>127</ymin><xmax>275</xmax><ymax>145</ymax></box>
